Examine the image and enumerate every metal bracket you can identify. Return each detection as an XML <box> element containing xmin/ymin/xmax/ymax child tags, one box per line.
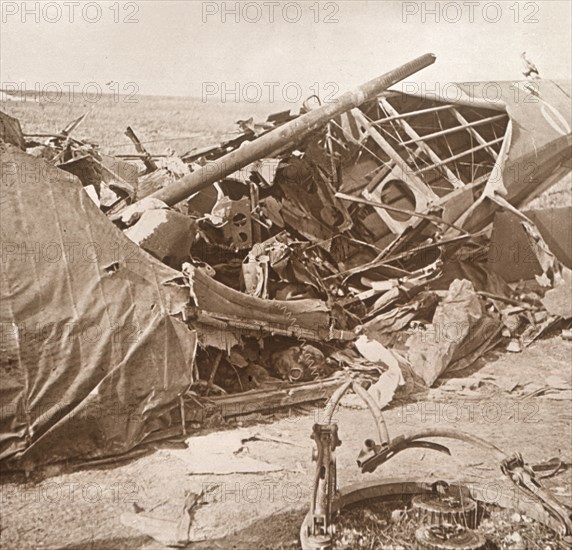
<box><xmin>301</xmin><ymin>379</ymin><xmax>572</xmax><ymax>549</ymax></box>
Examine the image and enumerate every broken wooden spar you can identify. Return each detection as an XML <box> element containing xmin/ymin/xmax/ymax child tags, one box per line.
<box><xmin>148</xmin><ymin>53</ymin><xmax>437</xmax><ymax>207</ymax></box>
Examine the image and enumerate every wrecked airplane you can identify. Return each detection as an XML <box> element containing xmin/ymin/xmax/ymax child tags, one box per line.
<box><xmin>1</xmin><ymin>53</ymin><xmax>571</xmax><ymax>470</ymax></box>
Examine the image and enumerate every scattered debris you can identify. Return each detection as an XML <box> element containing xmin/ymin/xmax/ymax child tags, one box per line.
<box><xmin>406</xmin><ymin>279</ymin><xmax>502</xmax><ymax>387</ymax></box>
<box><xmin>120</xmin><ymin>485</ymin><xmax>223</xmax><ymax>547</ymax></box>
<box><xmin>1</xmin><ymin>52</ymin><xmax>572</xmax><ymax>469</ymax></box>
<box><xmin>542</xmin><ymin>268</ymin><xmax>572</xmax><ymax>319</ymax></box>
<box><xmin>302</xmin><ymin>378</ymin><xmax>572</xmax><ymax>549</ymax></box>
<box><xmin>161</xmin><ymin>429</ymin><xmax>284</xmax><ymax>475</ymax></box>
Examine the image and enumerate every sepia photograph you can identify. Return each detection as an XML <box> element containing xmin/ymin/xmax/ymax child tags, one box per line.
<box><xmin>1</xmin><ymin>1</ymin><xmax>571</xmax><ymax>548</ymax></box>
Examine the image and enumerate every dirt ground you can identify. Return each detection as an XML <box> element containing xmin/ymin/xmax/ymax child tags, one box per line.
<box><xmin>1</xmin><ymin>337</ymin><xmax>571</xmax><ymax>550</ymax></box>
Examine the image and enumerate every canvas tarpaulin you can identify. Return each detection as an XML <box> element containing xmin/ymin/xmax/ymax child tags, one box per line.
<box><xmin>0</xmin><ymin>143</ymin><xmax>196</xmax><ymax>468</ymax></box>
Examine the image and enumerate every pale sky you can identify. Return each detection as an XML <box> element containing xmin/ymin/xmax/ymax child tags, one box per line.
<box><xmin>1</xmin><ymin>0</ymin><xmax>571</xmax><ymax>99</ymax></box>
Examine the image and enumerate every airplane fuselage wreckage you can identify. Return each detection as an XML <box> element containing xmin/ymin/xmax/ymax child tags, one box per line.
<box><xmin>1</xmin><ymin>54</ymin><xmax>571</xmax><ymax>546</ymax></box>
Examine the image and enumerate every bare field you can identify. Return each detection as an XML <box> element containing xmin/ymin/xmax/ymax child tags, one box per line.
<box><xmin>0</xmin><ymin>93</ymin><xmax>285</xmax><ymax>156</ymax></box>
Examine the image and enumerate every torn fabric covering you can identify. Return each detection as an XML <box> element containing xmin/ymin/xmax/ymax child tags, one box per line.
<box><xmin>0</xmin><ymin>144</ymin><xmax>196</xmax><ymax>468</ymax></box>
<box><xmin>457</xmin><ymin>80</ymin><xmax>571</xmax><ymax>232</ymax></box>
<box><xmin>406</xmin><ymin>279</ymin><xmax>502</xmax><ymax>387</ymax></box>
<box><xmin>526</xmin><ymin>207</ymin><xmax>572</xmax><ymax>269</ymax></box>
<box><xmin>494</xmin><ymin>80</ymin><xmax>572</xmax><ymax>204</ymax></box>
<box><xmin>386</xmin><ymin>80</ymin><xmax>571</xmax><ymax>238</ymax></box>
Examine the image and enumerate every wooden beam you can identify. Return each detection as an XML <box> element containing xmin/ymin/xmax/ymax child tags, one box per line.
<box><xmin>451</xmin><ymin>108</ymin><xmax>501</xmax><ymax>160</ymax></box>
<box><xmin>371</xmin><ymin>103</ymin><xmax>454</xmax><ymax>124</ymax></box>
<box><xmin>351</xmin><ymin>108</ymin><xmax>438</xmax><ymax>234</ymax></box>
<box><xmin>399</xmin><ymin>113</ymin><xmax>507</xmax><ymax>146</ymax></box>
<box><xmin>364</xmin><ymin>145</ymin><xmax>426</xmax><ymax>193</ymax></box>
<box><xmin>351</xmin><ymin>109</ymin><xmax>435</xmax><ymax>201</ymax></box>
<box><xmin>193</xmin><ymin>309</ymin><xmax>355</xmax><ymax>342</ymax></box>
<box><xmin>207</xmin><ymin>377</ymin><xmax>345</xmax><ymax>419</ymax></box>
<box><xmin>413</xmin><ymin>137</ymin><xmax>505</xmax><ymax>174</ymax></box>
<box><xmin>379</xmin><ymin>97</ymin><xmax>465</xmax><ymax>189</ymax></box>
<box><xmin>336</xmin><ymin>192</ymin><xmax>468</xmax><ymax>232</ymax></box>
